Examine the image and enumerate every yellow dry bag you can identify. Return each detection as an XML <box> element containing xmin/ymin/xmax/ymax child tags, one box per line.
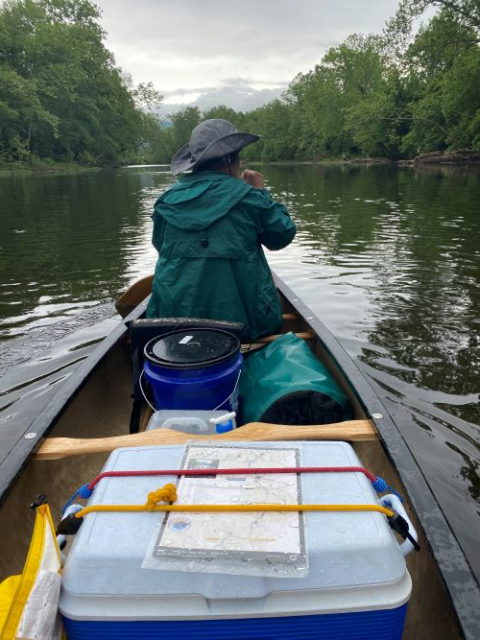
<box><xmin>0</xmin><ymin>503</ymin><xmax>62</xmax><ymax>640</ymax></box>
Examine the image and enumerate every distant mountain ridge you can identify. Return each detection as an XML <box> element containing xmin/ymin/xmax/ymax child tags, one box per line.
<box><xmin>158</xmin><ymin>81</ymin><xmax>286</xmax><ymax>117</ymax></box>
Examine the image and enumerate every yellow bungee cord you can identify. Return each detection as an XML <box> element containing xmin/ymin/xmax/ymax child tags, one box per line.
<box><xmin>74</xmin><ymin>483</ymin><xmax>395</xmax><ymax>519</ymax></box>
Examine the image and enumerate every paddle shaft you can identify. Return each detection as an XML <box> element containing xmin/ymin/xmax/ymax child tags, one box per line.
<box><xmin>35</xmin><ymin>419</ymin><xmax>377</xmax><ymax>460</ymax></box>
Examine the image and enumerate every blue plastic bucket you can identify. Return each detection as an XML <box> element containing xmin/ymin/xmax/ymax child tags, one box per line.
<box><xmin>143</xmin><ymin>329</ymin><xmax>243</xmax><ymax>412</ymax></box>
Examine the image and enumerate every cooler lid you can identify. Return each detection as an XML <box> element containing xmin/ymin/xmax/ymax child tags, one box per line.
<box><xmin>144</xmin><ymin>328</ymin><xmax>240</xmax><ymax>370</ymax></box>
<box><xmin>61</xmin><ymin>442</ymin><xmax>409</xmax><ymax>611</ymax></box>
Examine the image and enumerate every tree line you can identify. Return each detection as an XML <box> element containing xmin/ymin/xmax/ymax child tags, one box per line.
<box><xmin>0</xmin><ymin>0</ymin><xmax>161</xmax><ymax>166</ymax></box>
<box><xmin>1</xmin><ymin>0</ymin><xmax>479</xmax><ymax>166</ymax></box>
<box><xmin>147</xmin><ymin>0</ymin><xmax>480</xmax><ymax>163</ymax></box>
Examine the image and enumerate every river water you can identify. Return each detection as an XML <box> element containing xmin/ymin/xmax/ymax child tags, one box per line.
<box><xmin>0</xmin><ymin>164</ymin><xmax>479</xmax><ymax>577</ymax></box>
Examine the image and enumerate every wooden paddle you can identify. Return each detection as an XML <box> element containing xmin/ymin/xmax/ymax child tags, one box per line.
<box><xmin>35</xmin><ymin>419</ymin><xmax>377</xmax><ymax>461</ymax></box>
<box><xmin>115</xmin><ymin>275</ymin><xmax>154</xmax><ymax>318</ymax></box>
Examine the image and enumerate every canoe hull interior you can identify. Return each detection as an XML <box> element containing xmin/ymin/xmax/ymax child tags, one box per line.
<box><xmin>0</xmin><ymin>284</ymin><xmax>472</xmax><ymax>639</ymax></box>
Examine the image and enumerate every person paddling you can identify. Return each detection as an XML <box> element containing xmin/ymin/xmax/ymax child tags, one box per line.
<box><xmin>147</xmin><ymin>119</ymin><xmax>296</xmax><ymax>341</ymax></box>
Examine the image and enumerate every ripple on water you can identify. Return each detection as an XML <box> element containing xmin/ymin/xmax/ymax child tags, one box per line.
<box><xmin>0</xmin><ymin>164</ymin><xmax>479</xmax><ymax>578</ymax></box>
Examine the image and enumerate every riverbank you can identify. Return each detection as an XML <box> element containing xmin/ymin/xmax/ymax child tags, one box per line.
<box><xmin>245</xmin><ymin>158</ymin><xmax>393</xmax><ymax>168</ymax></box>
<box><xmin>3</xmin><ymin>151</ymin><xmax>480</xmax><ymax>176</ymax></box>
<box><xmin>399</xmin><ymin>150</ymin><xmax>480</xmax><ymax>166</ymax></box>
<box><xmin>249</xmin><ymin>152</ymin><xmax>480</xmax><ymax>168</ymax></box>
<box><xmin>0</xmin><ymin>160</ymin><xmax>102</xmax><ymax>176</ymax></box>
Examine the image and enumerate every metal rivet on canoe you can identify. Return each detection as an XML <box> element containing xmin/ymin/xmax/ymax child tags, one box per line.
<box><xmin>24</xmin><ymin>432</ymin><xmax>37</xmax><ymax>439</ymax></box>
<box><xmin>372</xmin><ymin>413</ymin><xmax>384</xmax><ymax>419</ymax></box>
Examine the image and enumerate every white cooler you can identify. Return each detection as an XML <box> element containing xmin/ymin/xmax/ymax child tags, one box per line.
<box><xmin>60</xmin><ymin>441</ymin><xmax>412</xmax><ymax>640</ymax></box>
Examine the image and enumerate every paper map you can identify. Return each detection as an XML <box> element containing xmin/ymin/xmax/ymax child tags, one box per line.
<box><xmin>152</xmin><ymin>445</ymin><xmax>307</xmax><ymax>577</ymax></box>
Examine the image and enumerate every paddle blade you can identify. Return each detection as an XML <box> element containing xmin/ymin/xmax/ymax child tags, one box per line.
<box><xmin>115</xmin><ymin>275</ymin><xmax>153</xmax><ymax>318</ymax></box>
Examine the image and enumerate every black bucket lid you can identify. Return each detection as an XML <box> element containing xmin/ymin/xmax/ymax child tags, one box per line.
<box><xmin>144</xmin><ymin>328</ymin><xmax>241</xmax><ymax>370</ymax></box>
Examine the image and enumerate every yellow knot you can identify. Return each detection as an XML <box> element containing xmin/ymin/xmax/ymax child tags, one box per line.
<box><xmin>145</xmin><ymin>483</ymin><xmax>178</xmax><ymax>510</ymax></box>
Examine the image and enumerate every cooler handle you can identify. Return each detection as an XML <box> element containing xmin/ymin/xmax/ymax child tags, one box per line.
<box><xmin>380</xmin><ymin>494</ymin><xmax>419</xmax><ymax>557</ymax></box>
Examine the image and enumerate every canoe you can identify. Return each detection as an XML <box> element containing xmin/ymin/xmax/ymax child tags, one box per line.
<box><xmin>0</xmin><ymin>275</ymin><xmax>479</xmax><ymax>639</ymax></box>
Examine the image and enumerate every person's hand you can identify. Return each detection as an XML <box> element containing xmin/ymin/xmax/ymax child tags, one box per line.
<box><xmin>242</xmin><ymin>169</ymin><xmax>264</xmax><ymax>189</ymax></box>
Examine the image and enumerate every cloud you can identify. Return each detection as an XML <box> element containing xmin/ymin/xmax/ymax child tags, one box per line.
<box><xmin>96</xmin><ymin>0</ymin><xmax>401</xmax><ymax>104</ymax></box>
<box><xmin>160</xmin><ymin>82</ymin><xmax>286</xmax><ymax>113</ymax></box>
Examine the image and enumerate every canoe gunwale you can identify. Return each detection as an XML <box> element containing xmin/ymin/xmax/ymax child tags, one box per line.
<box><xmin>1</xmin><ymin>278</ymin><xmax>480</xmax><ymax>638</ymax></box>
<box><xmin>275</xmin><ymin>278</ymin><xmax>480</xmax><ymax>640</ymax></box>
<box><xmin>0</xmin><ymin>298</ymin><xmax>149</xmax><ymax>509</ymax></box>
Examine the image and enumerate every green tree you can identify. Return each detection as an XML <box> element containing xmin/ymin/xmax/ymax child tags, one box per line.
<box><xmin>285</xmin><ymin>34</ymin><xmax>398</xmax><ymax>159</ymax></box>
<box><xmin>0</xmin><ymin>0</ymin><xmax>159</xmax><ymax>165</ymax></box>
<box><xmin>385</xmin><ymin>0</ymin><xmax>480</xmax><ymax>59</ymax></box>
<box><xmin>245</xmin><ymin>100</ymin><xmax>297</xmax><ymax>161</ymax></box>
<box><xmin>344</xmin><ymin>69</ymin><xmax>408</xmax><ymax>159</ymax></box>
<box><xmin>395</xmin><ymin>0</ymin><xmax>480</xmax><ymax>32</ymax></box>
<box><xmin>400</xmin><ymin>10</ymin><xmax>480</xmax><ymax>153</ymax></box>
<box><xmin>168</xmin><ymin>107</ymin><xmax>202</xmax><ymax>150</ymax></box>
<box><xmin>202</xmin><ymin>105</ymin><xmax>242</xmax><ymax>125</ymax></box>
<box><xmin>0</xmin><ymin>67</ymin><xmax>59</xmax><ymax>160</ymax></box>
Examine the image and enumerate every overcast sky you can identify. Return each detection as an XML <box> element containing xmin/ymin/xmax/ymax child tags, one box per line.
<box><xmin>96</xmin><ymin>0</ymin><xmax>402</xmax><ymax>107</ymax></box>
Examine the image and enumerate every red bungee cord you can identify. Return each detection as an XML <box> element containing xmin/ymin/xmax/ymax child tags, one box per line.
<box><xmin>87</xmin><ymin>466</ymin><xmax>377</xmax><ymax>492</ymax></box>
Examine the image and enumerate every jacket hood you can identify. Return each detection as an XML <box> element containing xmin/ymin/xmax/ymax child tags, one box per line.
<box><xmin>154</xmin><ymin>172</ymin><xmax>252</xmax><ymax>230</ymax></box>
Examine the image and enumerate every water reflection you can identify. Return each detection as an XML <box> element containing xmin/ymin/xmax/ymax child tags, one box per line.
<box><xmin>0</xmin><ymin>163</ymin><xmax>479</xmax><ymax>577</ymax></box>
<box><xmin>0</xmin><ymin>169</ymin><xmax>174</xmax><ymax>338</ymax></box>
<box><xmin>265</xmin><ymin>164</ymin><xmax>480</xmax><ymax>576</ymax></box>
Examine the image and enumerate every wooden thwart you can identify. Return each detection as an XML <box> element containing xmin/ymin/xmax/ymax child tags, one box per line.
<box><xmin>256</xmin><ymin>331</ymin><xmax>314</xmax><ymax>343</ymax></box>
<box><xmin>35</xmin><ymin>419</ymin><xmax>377</xmax><ymax>461</ymax></box>
<box><xmin>241</xmin><ymin>331</ymin><xmax>314</xmax><ymax>351</ymax></box>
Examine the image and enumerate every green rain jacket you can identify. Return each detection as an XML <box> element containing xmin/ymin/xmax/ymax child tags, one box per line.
<box><xmin>146</xmin><ymin>171</ymin><xmax>296</xmax><ymax>340</ymax></box>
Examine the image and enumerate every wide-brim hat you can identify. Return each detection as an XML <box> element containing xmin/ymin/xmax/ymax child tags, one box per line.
<box><xmin>171</xmin><ymin>119</ymin><xmax>260</xmax><ymax>176</ymax></box>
